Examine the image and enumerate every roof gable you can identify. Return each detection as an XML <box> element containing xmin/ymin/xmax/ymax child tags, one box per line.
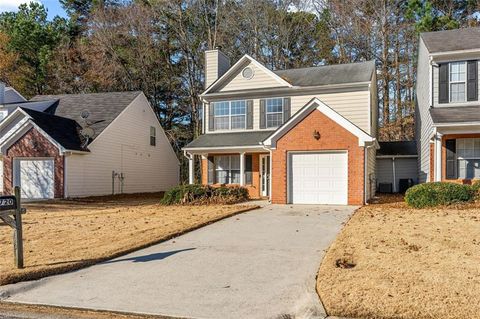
<box><xmin>203</xmin><ymin>54</ymin><xmax>292</xmax><ymax>95</ymax></box>
<box><xmin>30</xmin><ymin>91</ymin><xmax>142</xmax><ymax>141</ymax></box>
<box><xmin>263</xmin><ymin>97</ymin><xmax>375</xmax><ymax>148</ymax></box>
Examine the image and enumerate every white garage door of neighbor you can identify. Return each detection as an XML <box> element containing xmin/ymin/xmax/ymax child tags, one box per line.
<box><xmin>17</xmin><ymin>159</ymin><xmax>55</xmax><ymax>199</ymax></box>
<box><xmin>289</xmin><ymin>152</ymin><xmax>348</xmax><ymax>205</ymax></box>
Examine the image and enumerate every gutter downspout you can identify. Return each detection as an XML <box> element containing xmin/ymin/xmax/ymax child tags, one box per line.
<box><xmin>261</xmin><ymin>143</ymin><xmax>273</xmax><ymax>203</ymax></box>
<box><xmin>364</xmin><ymin>142</ymin><xmax>376</xmax><ymax>205</ymax></box>
<box><xmin>392</xmin><ymin>157</ymin><xmax>396</xmax><ymax>193</ymax></box>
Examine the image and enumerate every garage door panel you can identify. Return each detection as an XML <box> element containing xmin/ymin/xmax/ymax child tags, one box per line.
<box><xmin>289</xmin><ymin>152</ymin><xmax>348</xmax><ymax>205</ymax></box>
<box><xmin>18</xmin><ymin>159</ymin><xmax>54</xmax><ymax>199</ymax></box>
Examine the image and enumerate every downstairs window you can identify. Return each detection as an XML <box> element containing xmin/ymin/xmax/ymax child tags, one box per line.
<box><xmin>215</xmin><ymin>155</ymin><xmax>240</xmax><ymax>184</ymax></box>
<box><xmin>457</xmin><ymin>138</ymin><xmax>480</xmax><ymax>179</ymax></box>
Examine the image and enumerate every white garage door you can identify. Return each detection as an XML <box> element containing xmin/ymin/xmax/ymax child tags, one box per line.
<box><xmin>289</xmin><ymin>152</ymin><xmax>348</xmax><ymax>205</ymax></box>
<box><xmin>16</xmin><ymin>159</ymin><xmax>55</xmax><ymax>199</ymax></box>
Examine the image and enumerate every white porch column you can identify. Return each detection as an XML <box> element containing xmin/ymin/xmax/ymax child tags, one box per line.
<box><xmin>188</xmin><ymin>154</ymin><xmax>194</xmax><ymax>184</ymax></box>
<box><xmin>239</xmin><ymin>152</ymin><xmax>245</xmax><ymax>186</ymax></box>
<box><xmin>434</xmin><ymin>133</ymin><xmax>443</xmax><ymax>182</ymax></box>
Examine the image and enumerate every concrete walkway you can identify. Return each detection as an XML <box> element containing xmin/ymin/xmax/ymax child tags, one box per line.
<box><xmin>0</xmin><ymin>205</ymin><xmax>355</xmax><ymax>319</ymax></box>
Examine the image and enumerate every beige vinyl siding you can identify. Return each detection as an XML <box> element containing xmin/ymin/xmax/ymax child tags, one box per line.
<box><xmin>370</xmin><ymin>72</ymin><xmax>378</xmax><ymax>136</ymax></box>
<box><xmin>416</xmin><ymin>39</ymin><xmax>434</xmax><ymax>183</ymax></box>
<box><xmin>206</xmin><ymin>89</ymin><xmax>371</xmax><ymax>134</ymax></box>
<box><xmin>217</xmin><ymin>61</ymin><xmax>284</xmax><ymax>92</ymax></box>
<box><xmin>433</xmin><ymin>59</ymin><xmax>480</xmax><ymax>108</ymax></box>
<box><xmin>65</xmin><ymin>94</ymin><xmax>179</xmax><ymax>197</ymax></box>
<box><xmin>205</xmin><ymin>50</ymin><xmax>230</xmax><ymax>88</ymax></box>
<box><xmin>377</xmin><ymin>158</ymin><xmax>394</xmax><ymax>185</ymax></box>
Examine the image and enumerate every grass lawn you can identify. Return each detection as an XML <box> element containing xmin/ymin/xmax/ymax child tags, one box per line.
<box><xmin>317</xmin><ymin>195</ymin><xmax>480</xmax><ymax>319</ymax></box>
<box><xmin>0</xmin><ymin>193</ymin><xmax>256</xmax><ymax>286</ymax></box>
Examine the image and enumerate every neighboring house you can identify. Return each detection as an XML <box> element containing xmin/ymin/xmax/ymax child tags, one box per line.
<box><xmin>376</xmin><ymin>141</ymin><xmax>418</xmax><ymax>193</ymax></box>
<box><xmin>0</xmin><ymin>87</ymin><xmax>179</xmax><ymax>199</ymax></box>
<box><xmin>183</xmin><ymin>49</ymin><xmax>378</xmax><ymax>205</ymax></box>
<box><xmin>416</xmin><ymin>27</ymin><xmax>480</xmax><ymax>184</ymax></box>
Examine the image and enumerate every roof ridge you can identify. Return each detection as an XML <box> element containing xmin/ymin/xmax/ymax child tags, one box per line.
<box><xmin>421</xmin><ymin>26</ymin><xmax>480</xmax><ymax>37</ymax></box>
<box><xmin>274</xmin><ymin>60</ymin><xmax>375</xmax><ymax>73</ymax></box>
<box><xmin>32</xmin><ymin>91</ymin><xmax>142</xmax><ymax>100</ymax></box>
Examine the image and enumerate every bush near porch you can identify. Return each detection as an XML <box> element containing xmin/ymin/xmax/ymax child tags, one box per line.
<box><xmin>160</xmin><ymin>184</ymin><xmax>249</xmax><ymax>205</ymax></box>
<box><xmin>404</xmin><ymin>182</ymin><xmax>476</xmax><ymax>208</ymax></box>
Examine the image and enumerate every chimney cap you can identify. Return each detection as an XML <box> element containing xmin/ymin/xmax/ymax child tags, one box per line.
<box><xmin>215</xmin><ymin>45</ymin><xmax>223</xmax><ymax>50</ymax></box>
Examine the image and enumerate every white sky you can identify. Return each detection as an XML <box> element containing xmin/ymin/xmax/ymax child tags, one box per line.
<box><xmin>0</xmin><ymin>0</ymin><xmax>39</xmax><ymax>13</ymax></box>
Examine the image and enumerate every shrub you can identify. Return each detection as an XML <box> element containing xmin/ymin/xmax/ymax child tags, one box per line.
<box><xmin>471</xmin><ymin>180</ymin><xmax>480</xmax><ymax>198</ymax></box>
<box><xmin>161</xmin><ymin>184</ymin><xmax>249</xmax><ymax>205</ymax></box>
<box><xmin>405</xmin><ymin>182</ymin><xmax>474</xmax><ymax>208</ymax></box>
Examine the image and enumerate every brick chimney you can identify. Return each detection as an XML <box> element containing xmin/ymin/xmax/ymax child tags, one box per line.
<box><xmin>204</xmin><ymin>47</ymin><xmax>230</xmax><ymax>89</ymax></box>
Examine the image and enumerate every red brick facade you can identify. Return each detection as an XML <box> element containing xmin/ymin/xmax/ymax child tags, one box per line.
<box><xmin>3</xmin><ymin>128</ymin><xmax>64</xmax><ymax>198</ymax></box>
<box><xmin>271</xmin><ymin>109</ymin><xmax>365</xmax><ymax>205</ymax></box>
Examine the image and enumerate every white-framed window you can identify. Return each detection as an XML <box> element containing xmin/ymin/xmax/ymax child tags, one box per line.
<box><xmin>449</xmin><ymin>62</ymin><xmax>467</xmax><ymax>103</ymax></box>
<box><xmin>265</xmin><ymin>98</ymin><xmax>283</xmax><ymax>128</ymax></box>
<box><xmin>215</xmin><ymin>155</ymin><xmax>240</xmax><ymax>184</ymax></box>
<box><xmin>214</xmin><ymin>100</ymin><xmax>246</xmax><ymax>130</ymax></box>
<box><xmin>457</xmin><ymin>138</ymin><xmax>480</xmax><ymax>179</ymax></box>
<box><xmin>150</xmin><ymin>126</ymin><xmax>156</xmax><ymax>146</ymax></box>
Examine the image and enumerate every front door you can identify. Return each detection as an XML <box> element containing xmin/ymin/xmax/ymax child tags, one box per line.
<box><xmin>260</xmin><ymin>155</ymin><xmax>270</xmax><ymax>197</ymax></box>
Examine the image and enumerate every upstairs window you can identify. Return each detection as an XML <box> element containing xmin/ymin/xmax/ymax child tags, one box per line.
<box><xmin>449</xmin><ymin>62</ymin><xmax>467</xmax><ymax>102</ymax></box>
<box><xmin>150</xmin><ymin>126</ymin><xmax>156</xmax><ymax>146</ymax></box>
<box><xmin>213</xmin><ymin>100</ymin><xmax>246</xmax><ymax>130</ymax></box>
<box><xmin>265</xmin><ymin>98</ymin><xmax>283</xmax><ymax>128</ymax></box>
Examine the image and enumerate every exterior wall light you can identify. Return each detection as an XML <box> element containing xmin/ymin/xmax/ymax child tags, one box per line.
<box><xmin>313</xmin><ymin>130</ymin><xmax>321</xmax><ymax>140</ymax></box>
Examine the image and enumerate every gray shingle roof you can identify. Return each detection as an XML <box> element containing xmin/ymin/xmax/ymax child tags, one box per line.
<box><xmin>21</xmin><ymin>107</ymin><xmax>87</xmax><ymax>152</ymax></box>
<box><xmin>378</xmin><ymin>141</ymin><xmax>417</xmax><ymax>157</ymax></box>
<box><xmin>184</xmin><ymin>131</ymin><xmax>272</xmax><ymax>149</ymax></box>
<box><xmin>273</xmin><ymin>60</ymin><xmax>375</xmax><ymax>86</ymax></box>
<box><xmin>430</xmin><ymin>106</ymin><xmax>480</xmax><ymax>124</ymax></box>
<box><xmin>421</xmin><ymin>27</ymin><xmax>480</xmax><ymax>53</ymax></box>
<box><xmin>30</xmin><ymin>91</ymin><xmax>142</xmax><ymax>140</ymax></box>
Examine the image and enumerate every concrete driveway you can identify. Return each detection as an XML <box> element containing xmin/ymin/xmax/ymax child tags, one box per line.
<box><xmin>0</xmin><ymin>204</ymin><xmax>355</xmax><ymax>319</ymax></box>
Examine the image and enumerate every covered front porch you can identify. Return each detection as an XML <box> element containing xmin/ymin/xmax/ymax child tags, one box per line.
<box><xmin>185</xmin><ymin>149</ymin><xmax>270</xmax><ymax>199</ymax></box>
<box><xmin>431</xmin><ymin>126</ymin><xmax>480</xmax><ymax>183</ymax></box>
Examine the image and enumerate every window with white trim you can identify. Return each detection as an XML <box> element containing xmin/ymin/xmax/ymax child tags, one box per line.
<box><xmin>265</xmin><ymin>98</ymin><xmax>283</xmax><ymax>128</ymax></box>
<box><xmin>449</xmin><ymin>62</ymin><xmax>467</xmax><ymax>102</ymax></box>
<box><xmin>214</xmin><ymin>100</ymin><xmax>246</xmax><ymax>130</ymax></box>
<box><xmin>215</xmin><ymin>155</ymin><xmax>240</xmax><ymax>184</ymax></box>
<box><xmin>457</xmin><ymin>138</ymin><xmax>480</xmax><ymax>179</ymax></box>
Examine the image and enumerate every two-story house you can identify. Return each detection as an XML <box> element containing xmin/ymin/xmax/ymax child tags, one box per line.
<box><xmin>416</xmin><ymin>27</ymin><xmax>480</xmax><ymax>184</ymax></box>
<box><xmin>184</xmin><ymin>49</ymin><xmax>378</xmax><ymax>205</ymax></box>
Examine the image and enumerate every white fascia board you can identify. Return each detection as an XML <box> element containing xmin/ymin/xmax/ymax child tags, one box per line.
<box><xmin>183</xmin><ymin>145</ymin><xmax>265</xmax><ymax>153</ymax></box>
<box><xmin>263</xmin><ymin>97</ymin><xmax>374</xmax><ymax>148</ymax></box>
<box><xmin>430</xmin><ymin>48</ymin><xmax>480</xmax><ymax>58</ymax></box>
<box><xmin>433</xmin><ymin>122</ymin><xmax>480</xmax><ymax>127</ymax></box>
<box><xmin>202</xmin><ymin>54</ymin><xmax>292</xmax><ymax>95</ymax></box>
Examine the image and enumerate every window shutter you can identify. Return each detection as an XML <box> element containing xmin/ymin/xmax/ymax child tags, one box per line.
<box><xmin>207</xmin><ymin>156</ymin><xmax>215</xmax><ymax>184</ymax></box>
<box><xmin>245</xmin><ymin>155</ymin><xmax>252</xmax><ymax>185</ymax></box>
<box><xmin>446</xmin><ymin>139</ymin><xmax>457</xmax><ymax>179</ymax></box>
<box><xmin>439</xmin><ymin>63</ymin><xmax>449</xmax><ymax>104</ymax></box>
<box><xmin>246</xmin><ymin>100</ymin><xmax>253</xmax><ymax>129</ymax></box>
<box><xmin>467</xmin><ymin>61</ymin><xmax>478</xmax><ymax>101</ymax></box>
<box><xmin>208</xmin><ymin>103</ymin><xmax>215</xmax><ymax>131</ymax></box>
<box><xmin>283</xmin><ymin>97</ymin><xmax>291</xmax><ymax>124</ymax></box>
<box><xmin>259</xmin><ymin>99</ymin><xmax>266</xmax><ymax>129</ymax></box>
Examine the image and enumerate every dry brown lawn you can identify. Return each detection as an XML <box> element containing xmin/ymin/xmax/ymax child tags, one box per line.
<box><xmin>0</xmin><ymin>193</ymin><xmax>255</xmax><ymax>286</ymax></box>
<box><xmin>317</xmin><ymin>194</ymin><xmax>480</xmax><ymax>319</ymax></box>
